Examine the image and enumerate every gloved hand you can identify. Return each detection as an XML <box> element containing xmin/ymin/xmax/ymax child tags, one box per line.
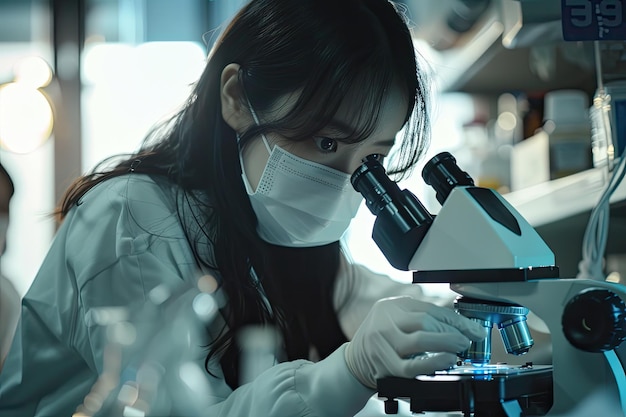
<box><xmin>344</xmin><ymin>296</ymin><xmax>487</xmax><ymax>389</ymax></box>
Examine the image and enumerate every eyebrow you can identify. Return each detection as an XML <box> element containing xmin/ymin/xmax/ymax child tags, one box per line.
<box><xmin>326</xmin><ymin>119</ymin><xmax>397</xmax><ymax>147</ymax></box>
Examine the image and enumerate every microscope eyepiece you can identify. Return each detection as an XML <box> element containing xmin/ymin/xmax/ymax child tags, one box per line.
<box><xmin>422</xmin><ymin>152</ymin><xmax>474</xmax><ymax>205</ymax></box>
<box><xmin>350</xmin><ymin>157</ymin><xmax>402</xmax><ymax>216</ymax></box>
<box><xmin>350</xmin><ymin>157</ymin><xmax>434</xmax><ymax>270</ymax></box>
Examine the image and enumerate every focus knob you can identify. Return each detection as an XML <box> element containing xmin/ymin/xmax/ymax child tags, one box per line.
<box><xmin>562</xmin><ymin>289</ymin><xmax>626</xmax><ymax>352</ymax></box>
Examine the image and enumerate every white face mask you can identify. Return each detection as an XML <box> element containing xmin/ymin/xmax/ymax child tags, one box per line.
<box><xmin>239</xmin><ymin>107</ymin><xmax>363</xmax><ymax>247</ymax></box>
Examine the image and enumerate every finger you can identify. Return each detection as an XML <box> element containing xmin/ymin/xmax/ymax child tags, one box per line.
<box><xmin>392</xmin><ymin>310</ymin><xmax>472</xmax><ymax>337</ymax></box>
<box><xmin>414</xmin><ymin>331</ymin><xmax>471</xmax><ymax>354</ymax></box>
<box><xmin>393</xmin><ymin>331</ymin><xmax>471</xmax><ymax>358</ymax></box>
<box><xmin>389</xmin><ymin>297</ymin><xmax>487</xmax><ymax>341</ymax></box>
<box><xmin>370</xmin><ymin>337</ymin><xmax>457</xmax><ymax>381</ymax></box>
<box><xmin>397</xmin><ymin>352</ymin><xmax>458</xmax><ymax>378</ymax></box>
<box><xmin>424</xmin><ymin>305</ymin><xmax>488</xmax><ymax>340</ymax></box>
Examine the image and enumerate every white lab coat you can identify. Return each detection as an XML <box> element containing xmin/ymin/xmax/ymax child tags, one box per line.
<box><xmin>0</xmin><ymin>174</ymin><xmax>431</xmax><ymax>417</ymax></box>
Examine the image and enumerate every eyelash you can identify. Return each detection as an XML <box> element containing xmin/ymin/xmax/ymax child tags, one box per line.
<box><xmin>314</xmin><ymin>137</ymin><xmax>338</xmax><ymax>153</ymax></box>
<box><xmin>314</xmin><ymin>137</ymin><xmax>386</xmax><ymax>162</ymax></box>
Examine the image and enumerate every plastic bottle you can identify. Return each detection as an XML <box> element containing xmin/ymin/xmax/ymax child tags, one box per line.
<box><xmin>543</xmin><ymin>90</ymin><xmax>593</xmax><ymax>179</ymax></box>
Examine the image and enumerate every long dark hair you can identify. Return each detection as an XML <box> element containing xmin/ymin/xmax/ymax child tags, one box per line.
<box><xmin>57</xmin><ymin>0</ymin><xmax>431</xmax><ymax>389</ymax></box>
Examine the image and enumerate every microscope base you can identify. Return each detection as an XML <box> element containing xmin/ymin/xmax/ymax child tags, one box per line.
<box><xmin>378</xmin><ymin>364</ymin><xmax>553</xmax><ymax>417</ymax></box>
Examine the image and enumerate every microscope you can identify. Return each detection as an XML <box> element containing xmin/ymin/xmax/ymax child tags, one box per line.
<box><xmin>351</xmin><ymin>152</ymin><xmax>626</xmax><ymax>416</ymax></box>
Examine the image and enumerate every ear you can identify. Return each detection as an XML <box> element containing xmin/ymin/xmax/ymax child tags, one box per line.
<box><xmin>220</xmin><ymin>63</ymin><xmax>252</xmax><ymax>132</ymax></box>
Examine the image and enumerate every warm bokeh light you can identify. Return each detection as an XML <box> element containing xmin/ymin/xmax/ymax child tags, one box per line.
<box><xmin>606</xmin><ymin>271</ymin><xmax>622</xmax><ymax>284</ymax></box>
<box><xmin>496</xmin><ymin>111</ymin><xmax>518</xmax><ymax>132</ymax></box>
<box><xmin>13</xmin><ymin>56</ymin><xmax>53</xmax><ymax>89</ymax></box>
<box><xmin>197</xmin><ymin>274</ymin><xmax>218</xmax><ymax>294</ymax></box>
<box><xmin>0</xmin><ymin>82</ymin><xmax>54</xmax><ymax>153</ymax></box>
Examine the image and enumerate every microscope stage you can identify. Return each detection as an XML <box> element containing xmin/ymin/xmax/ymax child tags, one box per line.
<box><xmin>435</xmin><ymin>363</ymin><xmax>551</xmax><ymax>377</ymax></box>
<box><xmin>378</xmin><ymin>364</ymin><xmax>553</xmax><ymax>416</ymax></box>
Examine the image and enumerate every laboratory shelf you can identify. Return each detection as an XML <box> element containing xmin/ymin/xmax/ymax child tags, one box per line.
<box><xmin>503</xmin><ymin>166</ymin><xmax>626</xmax><ymax>278</ymax></box>
<box><xmin>504</xmin><ymin>166</ymin><xmax>626</xmax><ymax>228</ymax></box>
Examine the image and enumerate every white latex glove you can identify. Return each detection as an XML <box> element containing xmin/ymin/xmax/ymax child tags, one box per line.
<box><xmin>344</xmin><ymin>296</ymin><xmax>488</xmax><ymax>389</ymax></box>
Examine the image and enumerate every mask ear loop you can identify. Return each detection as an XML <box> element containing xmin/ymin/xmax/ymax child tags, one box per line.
<box><xmin>246</xmin><ymin>97</ymin><xmax>272</xmax><ymax>155</ymax></box>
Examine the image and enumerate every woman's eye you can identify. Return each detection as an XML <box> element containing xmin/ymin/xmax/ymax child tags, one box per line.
<box><xmin>315</xmin><ymin>137</ymin><xmax>338</xmax><ymax>153</ymax></box>
<box><xmin>366</xmin><ymin>154</ymin><xmax>384</xmax><ymax>162</ymax></box>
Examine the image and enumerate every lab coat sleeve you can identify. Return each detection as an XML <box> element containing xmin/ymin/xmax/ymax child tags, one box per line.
<box><xmin>73</xmin><ymin>250</ymin><xmax>194</xmax><ymax>374</ymax></box>
<box><xmin>64</xmin><ymin>176</ymin><xmax>202</xmax><ymax>374</ymax></box>
<box><xmin>200</xmin><ymin>344</ymin><xmax>374</xmax><ymax>417</ymax></box>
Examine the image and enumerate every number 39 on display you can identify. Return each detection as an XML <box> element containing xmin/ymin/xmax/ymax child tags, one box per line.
<box><xmin>562</xmin><ymin>0</ymin><xmax>625</xmax><ymax>40</ymax></box>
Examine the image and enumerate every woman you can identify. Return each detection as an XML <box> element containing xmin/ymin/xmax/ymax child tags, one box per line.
<box><xmin>0</xmin><ymin>0</ymin><xmax>485</xmax><ymax>416</ymax></box>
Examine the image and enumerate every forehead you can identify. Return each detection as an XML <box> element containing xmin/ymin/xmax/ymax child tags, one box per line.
<box><xmin>334</xmin><ymin>86</ymin><xmax>409</xmax><ymax>140</ymax></box>
<box><xmin>261</xmin><ymin>83</ymin><xmax>410</xmax><ymax>146</ymax></box>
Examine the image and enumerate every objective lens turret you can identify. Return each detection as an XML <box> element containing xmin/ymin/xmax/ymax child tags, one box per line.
<box><xmin>455</xmin><ymin>297</ymin><xmax>534</xmax><ymax>365</ymax></box>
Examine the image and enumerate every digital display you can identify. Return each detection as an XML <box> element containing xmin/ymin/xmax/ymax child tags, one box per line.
<box><xmin>562</xmin><ymin>0</ymin><xmax>625</xmax><ymax>40</ymax></box>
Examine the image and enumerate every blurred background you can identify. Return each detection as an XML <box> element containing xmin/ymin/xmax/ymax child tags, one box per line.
<box><xmin>1</xmin><ymin>0</ymin><xmax>625</xmax><ymax>298</ymax></box>
<box><xmin>0</xmin><ymin>0</ymin><xmax>248</xmax><ymax>295</ymax></box>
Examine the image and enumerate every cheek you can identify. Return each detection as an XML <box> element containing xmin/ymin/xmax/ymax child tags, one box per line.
<box><xmin>329</xmin><ymin>155</ymin><xmax>371</xmax><ymax>175</ymax></box>
<box><xmin>347</xmin><ymin>147</ymin><xmax>385</xmax><ymax>173</ymax></box>
<box><xmin>347</xmin><ymin>158</ymin><xmax>368</xmax><ymax>175</ymax></box>
<box><xmin>327</xmin><ymin>146</ymin><xmax>377</xmax><ymax>175</ymax></box>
